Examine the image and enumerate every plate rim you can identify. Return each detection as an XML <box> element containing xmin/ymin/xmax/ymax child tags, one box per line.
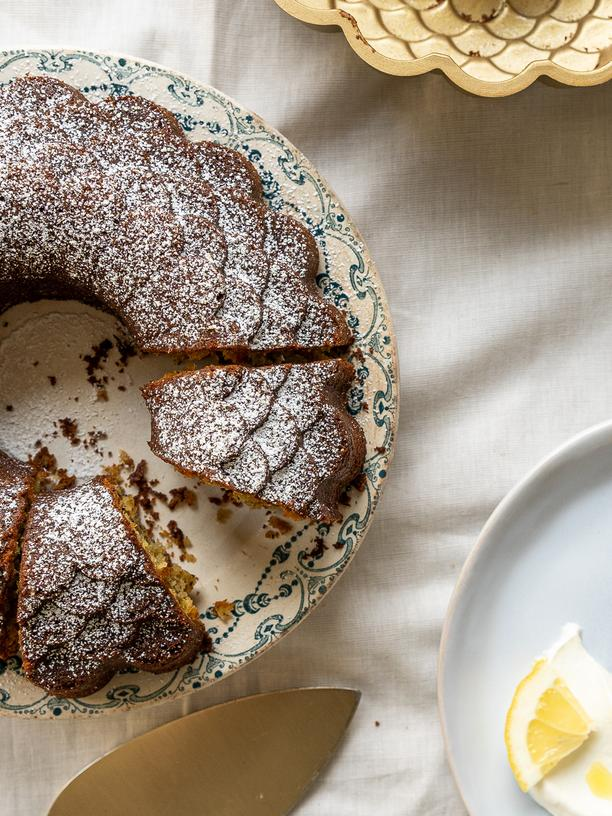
<box><xmin>437</xmin><ymin>418</ymin><xmax>612</xmax><ymax>813</ymax></box>
<box><xmin>0</xmin><ymin>45</ymin><xmax>400</xmax><ymax>717</ymax></box>
<box><xmin>273</xmin><ymin>0</ymin><xmax>612</xmax><ymax>98</ymax></box>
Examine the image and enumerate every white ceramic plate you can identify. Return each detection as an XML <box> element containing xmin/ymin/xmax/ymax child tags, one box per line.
<box><xmin>0</xmin><ymin>48</ymin><xmax>398</xmax><ymax>718</ymax></box>
<box><xmin>439</xmin><ymin>420</ymin><xmax>612</xmax><ymax>814</ymax></box>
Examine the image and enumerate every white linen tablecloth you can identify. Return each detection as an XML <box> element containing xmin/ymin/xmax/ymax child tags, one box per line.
<box><xmin>1</xmin><ymin>2</ymin><xmax>611</xmax><ymax>813</ymax></box>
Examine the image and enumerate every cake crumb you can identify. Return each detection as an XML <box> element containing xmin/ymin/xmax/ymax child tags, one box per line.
<box><xmin>57</xmin><ymin>417</ymin><xmax>80</xmax><ymax>446</ymax></box>
<box><xmin>47</xmin><ymin>375</ymin><xmax>57</xmax><ymax>386</ymax></box>
<box><xmin>28</xmin><ymin>445</ymin><xmax>77</xmax><ymax>491</ymax></box>
<box><xmin>55</xmin><ymin>469</ymin><xmax>77</xmax><ymax>490</ymax></box>
<box><xmin>82</xmin><ymin>338</ymin><xmax>113</xmax><ymax>385</ymax></box>
<box><xmin>305</xmin><ymin>537</ymin><xmax>327</xmax><ymax>559</ymax></box>
<box><xmin>127</xmin><ymin>459</ymin><xmax>165</xmax><ymax>532</ymax></box>
<box><xmin>268</xmin><ymin>516</ymin><xmax>293</xmax><ymax>534</ymax></box>
<box><xmin>103</xmin><ymin>462</ymin><xmax>123</xmax><ymax>483</ymax></box>
<box><xmin>106</xmin><ymin>452</ymin><xmax>198</xmax><ymax>561</ymax></box>
<box><xmin>216</xmin><ymin>507</ymin><xmax>232</xmax><ymax>524</ymax></box>
<box><xmin>212</xmin><ymin>599</ymin><xmax>235</xmax><ymax>622</ymax></box>
<box><xmin>119</xmin><ymin>450</ymin><xmax>135</xmax><ymax>469</ymax></box>
<box><xmin>83</xmin><ymin>429</ymin><xmax>107</xmax><ymax>454</ymax></box>
<box><xmin>161</xmin><ymin>519</ymin><xmax>195</xmax><ymax>563</ymax></box>
<box><xmin>167</xmin><ymin>486</ymin><xmax>197</xmax><ymax>510</ymax></box>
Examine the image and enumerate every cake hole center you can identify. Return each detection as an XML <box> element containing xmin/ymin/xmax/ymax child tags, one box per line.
<box><xmin>0</xmin><ymin>299</ymin><xmax>169</xmax><ymax>481</ymax></box>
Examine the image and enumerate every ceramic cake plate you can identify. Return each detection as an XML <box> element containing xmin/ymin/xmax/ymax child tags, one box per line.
<box><xmin>439</xmin><ymin>421</ymin><xmax>612</xmax><ymax>814</ymax></box>
<box><xmin>274</xmin><ymin>0</ymin><xmax>612</xmax><ymax>97</ymax></box>
<box><xmin>0</xmin><ymin>48</ymin><xmax>398</xmax><ymax>718</ymax></box>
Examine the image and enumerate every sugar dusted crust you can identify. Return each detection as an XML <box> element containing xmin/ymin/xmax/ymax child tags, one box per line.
<box><xmin>17</xmin><ymin>477</ymin><xmax>209</xmax><ymax>698</ymax></box>
<box><xmin>142</xmin><ymin>360</ymin><xmax>366</xmax><ymax>524</ymax></box>
<box><xmin>0</xmin><ymin>76</ymin><xmax>351</xmax><ymax>354</ymax></box>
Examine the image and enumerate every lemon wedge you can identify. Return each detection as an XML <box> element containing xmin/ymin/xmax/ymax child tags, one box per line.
<box><xmin>505</xmin><ymin>657</ymin><xmax>593</xmax><ymax>791</ymax></box>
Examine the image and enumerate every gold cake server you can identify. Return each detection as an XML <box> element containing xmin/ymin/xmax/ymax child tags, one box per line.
<box><xmin>48</xmin><ymin>687</ymin><xmax>360</xmax><ymax>816</ymax></box>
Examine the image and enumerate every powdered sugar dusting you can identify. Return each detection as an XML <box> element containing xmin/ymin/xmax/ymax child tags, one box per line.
<box><xmin>143</xmin><ymin>360</ymin><xmax>366</xmax><ymax>523</ymax></box>
<box><xmin>0</xmin><ymin>453</ymin><xmax>30</xmax><ymax>533</ymax></box>
<box><xmin>0</xmin><ymin>77</ymin><xmax>228</xmax><ymax>352</ymax></box>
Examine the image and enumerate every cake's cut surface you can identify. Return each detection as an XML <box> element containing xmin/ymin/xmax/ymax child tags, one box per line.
<box><xmin>0</xmin><ymin>75</ymin><xmax>351</xmax><ymax>354</ymax></box>
<box><xmin>18</xmin><ymin>477</ymin><xmax>209</xmax><ymax>697</ymax></box>
<box><xmin>142</xmin><ymin>360</ymin><xmax>366</xmax><ymax>523</ymax></box>
<box><xmin>0</xmin><ymin>452</ymin><xmax>34</xmax><ymax>660</ymax></box>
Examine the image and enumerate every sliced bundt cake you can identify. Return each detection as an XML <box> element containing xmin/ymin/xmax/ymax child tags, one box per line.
<box><xmin>18</xmin><ymin>477</ymin><xmax>209</xmax><ymax>697</ymax></box>
<box><xmin>0</xmin><ymin>75</ymin><xmax>365</xmax><ymax>700</ymax></box>
<box><xmin>142</xmin><ymin>360</ymin><xmax>366</xmax><ymax>524</ymax></box>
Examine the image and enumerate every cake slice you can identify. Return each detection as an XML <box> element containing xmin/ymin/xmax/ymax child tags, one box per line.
<box><xmin>0</xmin><ymin>452</ymin><xmax>35</xmax><ymax>660</ymax></box>
<box><xmin>142</xmin><ymin>360</ymin><xmax>366</xmax><ymax>524</ymax></box>
<box><xmin>18</xmin><ymin>477</ymin><xmax>209</xmax><ymax>697</ymax></box>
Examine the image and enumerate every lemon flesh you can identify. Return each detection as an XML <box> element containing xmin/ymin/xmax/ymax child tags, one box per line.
<box><xmin>506</xmin><ymin>659</ymin><xmax>592</xmax><ymax>791</ymax></box>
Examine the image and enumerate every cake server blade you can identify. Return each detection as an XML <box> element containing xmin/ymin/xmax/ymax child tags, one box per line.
<box><xmin>48</xmin><ymin>687</ymin><xmax>360</xmax><ymax>816</ymax></box>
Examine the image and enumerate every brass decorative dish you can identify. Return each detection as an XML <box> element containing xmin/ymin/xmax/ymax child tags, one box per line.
<box><xmin>274</xmin><ymin>0</ymin><xmax>612</xmax><ymax>97</ymax></box>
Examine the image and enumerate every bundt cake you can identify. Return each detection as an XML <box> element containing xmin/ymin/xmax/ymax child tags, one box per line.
<box><xmin>18</xmin><ymin>477</ymin><xmax>209</xmax><ymax>698</ymax></box>
<box><xmin>0</xmin><ymin>75</ymin><xmax>351</xmax><ymax>354</ymax></box>
<box><xmin>0</xmin><ymin>452</ymin><xmax>35</xmax><ymax>660</ymax></box>
<box><xmin>0</xmin><ymin>75</ymin><xmax>366</xmax><ymax>697</ymax></box>
<box><xmin>142</xmin><ymin>360</ymin><xmax>366</xmax><ymax>524</ymax></box>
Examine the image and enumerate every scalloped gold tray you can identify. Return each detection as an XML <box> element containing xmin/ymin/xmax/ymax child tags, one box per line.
<box><xmin>274</xmin><ymin>0</ymin><xmax>612</xmax><ymax>96</ymax></box>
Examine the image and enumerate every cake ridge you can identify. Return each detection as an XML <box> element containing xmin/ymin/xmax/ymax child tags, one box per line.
<box><xmin>0</xmin><ymin>452</ymin><xmax>35</xmax><ymax>660</ymax></box>
<box><xmin>100</xmin><ymin>92</ymin><xmax>351</xmax><ymax>353</ymax></box>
